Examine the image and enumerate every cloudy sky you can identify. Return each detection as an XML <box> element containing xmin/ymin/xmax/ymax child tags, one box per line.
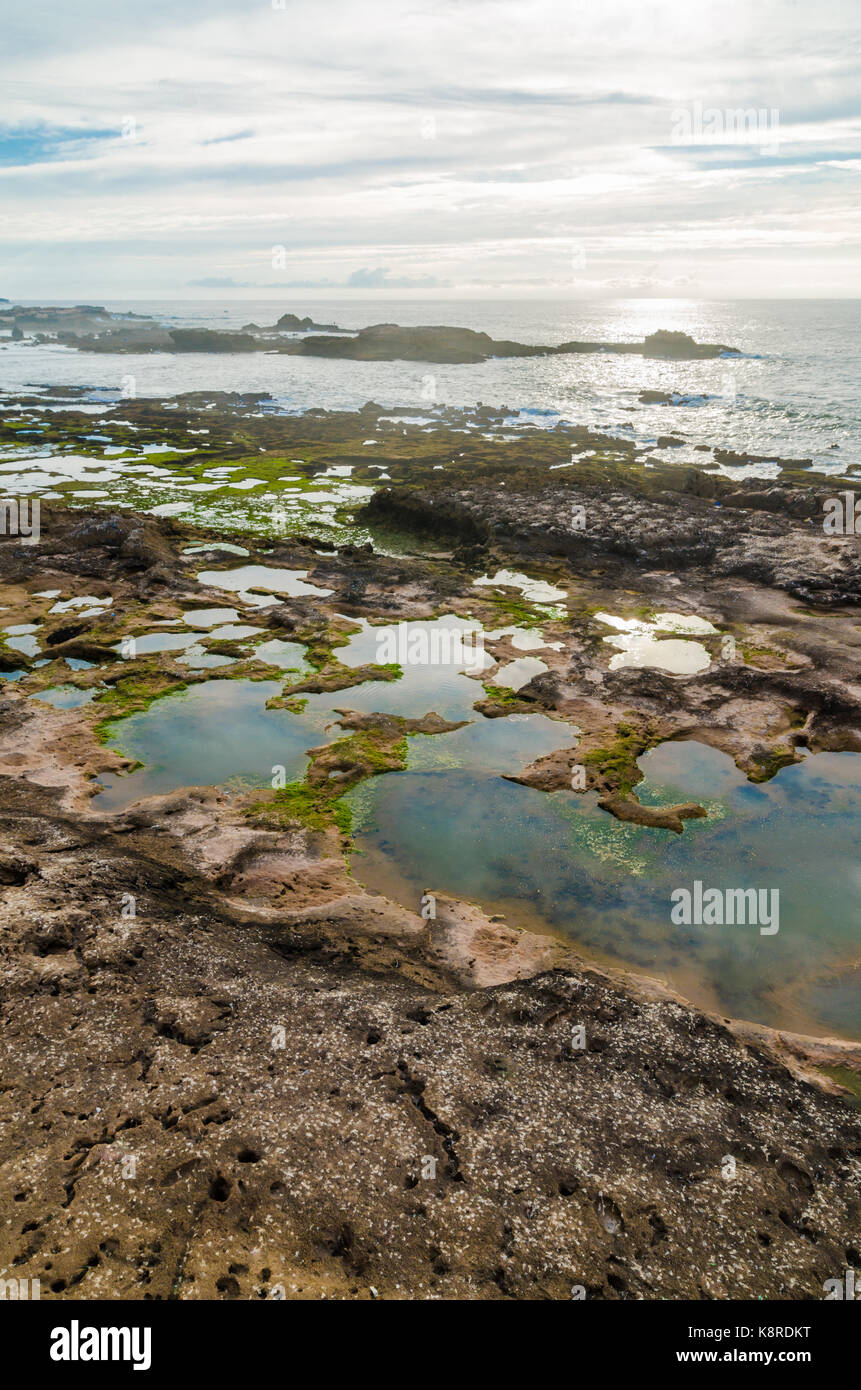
<box><xmin>1</xmin><ymin>0</ymin><xmax>859</xmax><ymax>299</ymax></box>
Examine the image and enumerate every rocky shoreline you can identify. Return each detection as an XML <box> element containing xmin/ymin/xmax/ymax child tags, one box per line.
<box><xmin>0</xmin><ymin>398</ymin><xmax>859</xmax><ymax>1300</ymax></box>
<box><xmin>0</xmin><ymin>304</ymin><xmax>738</xmax><ymax>362</ymax></box>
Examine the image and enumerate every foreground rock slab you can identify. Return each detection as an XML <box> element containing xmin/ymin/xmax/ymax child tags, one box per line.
<box><xmin>0</xmin><ymin>779</ymin><xmax>859</xmax><ymax>1301</ymax></box>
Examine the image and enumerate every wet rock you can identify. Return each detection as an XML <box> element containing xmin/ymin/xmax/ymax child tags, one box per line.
<box><xmin>0</xmin><ymin>844</ymin><xmax>35</xmax><ymax>884</ymax></box>
<box><xmin>643</xmin><ymin>329</ymin><xmax>738</xmax><ymax>358</ymax></box>
<box><xmin>0</xmin><ymin>799</ymin><xmax>857</xmax><ymax>1300</ymax></box>
<box><xmin>597</xmin><ymin>793</ymin><xmax>707</xmax><ymax>833</ymax></box>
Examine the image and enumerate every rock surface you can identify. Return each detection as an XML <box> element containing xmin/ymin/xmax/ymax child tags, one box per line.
<box><xmin>0</xmin><ymin>408</ymin><xmax>859</xmax><ymax>1301</ymax></box>
<box><xmin>5</xmin><ymin>303</ymin><xmax>738</xmax><ymax>363</ymax></box>
<box><xmin>1</xmin><ymin>778</ymin><xmax>859</xmax><ymax>1301</ymax></box>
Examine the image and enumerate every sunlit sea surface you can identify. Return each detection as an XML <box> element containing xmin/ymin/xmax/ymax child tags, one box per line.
<box><xmin>2</xmin><ymin>297</ymin><xmax>860</xmax><ymax>470</ymax></box>
<box><xmin>5</xmin><ymin>302</ymin><xmax>860</xmax><ymax>1038</ymax></box>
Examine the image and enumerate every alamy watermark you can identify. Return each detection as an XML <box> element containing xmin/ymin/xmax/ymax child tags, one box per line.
<box><xmin>375</xmin><ymin>622</ymin><xmax>486</xmax><ymax>674</ymax></box>
<box><xmin>822</xmin><ymin>491</ymin><xmax>860</xmax><ymax>535</ymax></box>
<box><xmin>824</xmin><ymin>1269</ymin><xmax>860</xmax><ymax>1300</ymax></box>
<box><xmin>670</xmin><ymin>881</ymin><xmax>779</xmax><ymax>935</ymax></box>
<box><xmin>50</xmin><ymin>1323</ymin><xmax>151</xmax><ymax>1370</ymax></box>
<box><xmin>0</xmin><ymin>1274</ymin><xmax>40</xmax><ymax>1299</ymax></box>
<box><xmin>0</xmin><ymin>498</ymin><xmax>40</xmax><ymax>544</ymax></box>
<box><xmin>671</xmin><ymin>101</ymin><xmax>780</xmax><ymax>156</ymax></box>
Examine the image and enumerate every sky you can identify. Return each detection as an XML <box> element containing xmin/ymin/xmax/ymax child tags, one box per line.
<box><xmin>0</xmin><ymin>0</ymin><xmax>859</xmax><ymax>300</ymax></box>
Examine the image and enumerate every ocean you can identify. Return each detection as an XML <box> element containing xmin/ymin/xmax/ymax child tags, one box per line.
<box><xmin>2</xmin><ymin>297</ymin><xmax>859</xmax><ymax>474</ymax></box>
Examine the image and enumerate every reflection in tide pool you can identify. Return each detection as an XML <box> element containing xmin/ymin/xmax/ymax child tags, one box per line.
<box><xmin>196</xmin><ymin>564</ymin><xmax>333</xmax><ymax>597</ymax></box>
<box><xmin>31</xmin><ymin>685</ymin><xmax>96</xmax><ymax>709</ymax></box>
<box><xmin>91</xmin><ymin>611</ymin><xmax>860</xmax><ymax>1040</ymax></box>
<box><xmin>94</xmin><ymin>621</ymin><xmax>577</xmax><ymax>811</ymax></box>
<box><xmin>94</xmin><ymin>679</ymin><xmax>337</xmax><ymax>809</ymax></box>
<box><xmin>595</xmin><ymin>611</ymin><xmax>718</xmax><ymax>674</ymax></box>
<box><xmin>348</xmin><ymin>741</ymin><xmax>861</xmax><ymax>1039</ymax></box>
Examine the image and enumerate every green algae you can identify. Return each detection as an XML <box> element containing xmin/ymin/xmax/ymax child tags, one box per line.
<box><xmin>479</xmin><ymin>682</ymin><xmax>523</xmax><ymax>706</ymax></box>
<box><xmin>246</xmin><ymin>726</ymin><xmax>409</xmax><ymax>835</ymax></box>
<box><xmin>747</xmin><ymin>748</ymin><xmax>801</xmax><ymax>782</ymax></box>
<box><xmin>581</xmin><ymin>721</ymin><xmax>657</xmax><ymax>796</ymax></box>
<box><xmin>817</xmin><ymin>1066</ymin><xmax>861</xmax><ymax>1105</ymax></box>
<box><xmin>248</xmin><ymin>781</ymin><xmax>354</xmax><ymax>835</ymax></box>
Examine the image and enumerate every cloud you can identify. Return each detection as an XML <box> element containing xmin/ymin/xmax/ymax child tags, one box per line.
<box><xmin>188</xmin><ymin>268</ymin><xmax>449</xmax><ymax>289</ymax></box>
<box><xmin>346</xmin><ymin>267</ymin><xmax>447</xmax><ymax>288</ymax></box>
<box><xmin>186</xmin><ymin>276</ymin><xmax>262</xmax><ymax>288</ymax></box>
<box><xmin>0</xmin><ymin>0</ymin><xmax>859</xmax><ymax>297</ymax></box>
<box><xmin>202</xmin><ymin>129</ymin><xmax>255</xmax><ymax>146</ymax></box>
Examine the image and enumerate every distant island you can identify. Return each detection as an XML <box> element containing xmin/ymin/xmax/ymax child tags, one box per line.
<box><xmin>241</xmin><ymin>311</ymin><xmax>343</xmax><ymax>333</ymax></box>
<box><xmin>0</xmin><ymin>303</ymin><xmax>740</xmax><ymax>362</ymax></box>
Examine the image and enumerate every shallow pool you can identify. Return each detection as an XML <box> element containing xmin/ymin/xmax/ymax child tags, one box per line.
<box><xmin>348</xmin><ymin>740</ymin><xmax>861</xmax><ymax>1039</ymax></box>
<box><xmin>91</xmin><ymin>615</ymin><xmax>861</xmax><ymax>1039</ymax></box>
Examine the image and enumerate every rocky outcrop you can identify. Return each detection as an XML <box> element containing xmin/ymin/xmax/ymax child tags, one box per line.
<box><xmin>363</xmin><ymin>470</ymin><xmax>861</xmax><ymax>607</ymax></box>
<box><xmin>169</xmin><ymin>329</ymin><xmax>259</xmax><ymax>353</ymax></box>
<box><xmin>9</xmin><ymin>302</ymin><xmax>739</xmax><ymax>363</ymax></box>
<box><xmin>643</xmin><ymin>329</ymin><xmax>736</xmax><ymax>359</ymax></box>
<box><xmin>296</xmin><ymin>324</ymin><xmax>738</xmax><ymax>364</ymax></box>
<box><xmin>0</xmin><ymin>779</ymin><xmax>858</xmax><ymax>1301</ymax></box>
<box><xmin>273</xmin><ymin>312</ymin><xmax>341</xmax><ymax>332</ymax></box>
<box><xmin>0</xmin><ymin>489</ymin><xmax>859</xmax><ymax>1301</ymax></box>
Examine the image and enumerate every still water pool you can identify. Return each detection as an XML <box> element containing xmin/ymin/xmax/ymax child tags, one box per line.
<box><xmin>348</xmin><ymin>740</ymin><xmax>861</xmax><ymax>1038</ymax></box>
<box><xmin>92</xmin><ymin>617</ymin><xmax>860</xmax><ymax>1039</ymax></box>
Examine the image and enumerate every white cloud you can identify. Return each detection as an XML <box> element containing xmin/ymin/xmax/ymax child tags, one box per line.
<box><xmin>0</xmin><ymin>0</ymin><xmax>859</xmax><ymax>297</ymax></box>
